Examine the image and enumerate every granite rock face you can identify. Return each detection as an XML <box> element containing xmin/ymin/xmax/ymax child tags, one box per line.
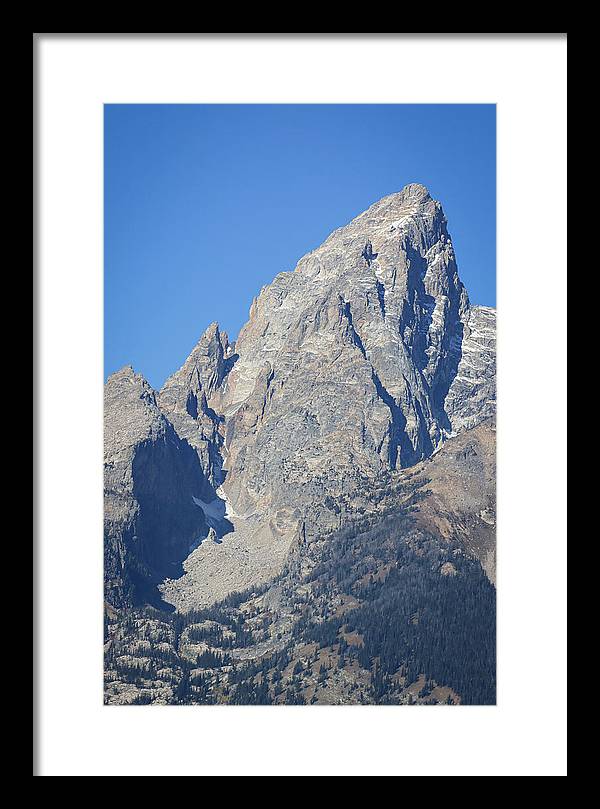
<box><xmin>214</xmin><ymin>184</ymin><xmax>482</xmax><ymax>528</ymax></box>
<box><xmin>104</xmin><ymin>367</ymin><xmax>209</xmax><ymax>608</ymax></box>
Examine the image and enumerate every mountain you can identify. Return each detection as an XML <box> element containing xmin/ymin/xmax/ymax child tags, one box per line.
<box><xmin>220</xmin><ymin>184</ymin><xmax>467</xmax><ymax>509</ymax></box>
<box><xmin>104</xmin><ymin>184</ymin><xmax>496</xmax><ymax>705</ymax></box>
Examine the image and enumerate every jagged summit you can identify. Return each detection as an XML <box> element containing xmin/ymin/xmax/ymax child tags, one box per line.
<box><xmin>304</xmin><ymin>183</ymin><xmax>447</xmax><ymax>270</ymax></box>
<box><xmin>161</xmin><ymin>322</ymin><xmax>230</xmax><ymax>405</ymax></box>
<box><xmin>398</xmin><ymin>181</ymin><xmax>431</xmax><ymax>199</ymax></box>
<box><xmin>108</xmin><ymin>364</ymin><xmax>140</xmax><ymax>381</ymax></box>
<box><xmin>359</xmin><ymin>182</ymin><xmax>433</xmax><ymax>217</ymax></box>
<box><xmin>104</xmin><ymin>366</ymin><xmax>161</xmax><ymax>452</ymax></box>
<box><xmin>218</xmin><ymin>185</ymin><xmax>471</xmax><ymax>480</ymax></box>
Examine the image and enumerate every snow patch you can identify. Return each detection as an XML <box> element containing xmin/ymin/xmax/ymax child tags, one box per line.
<box><xmin>390</xmin><ymin>216</ymin><xmax>411</xmax><ymax>231</ymax></box>
<box><xmin>192</xmin><ymin>495</ymin><xmax>227</xmax><ymax>526</ymax></box>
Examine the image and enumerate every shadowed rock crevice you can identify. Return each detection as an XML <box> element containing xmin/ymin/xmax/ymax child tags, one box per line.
<box><xmin>375</xmin><ymin>280</ymin><xmax>386</xmax><ymax>318</ymax></box>
<box><xmin>342</xmin><ymin>300</ymin><xmax>367</xmax><ymax>357</ymax></box>
<box><xmin>434</xmin><ymin>320</ymin><xmax>464</xmax><ymax>433</ymax></box>
<box><xmin>362</xmin><ymin>239</ymin><xmax>378</xmax><ymax>265</ymax></box>
<box><xmin>131</xmin><ymin>431</ymin><xmax>209</xmax><ymax>577</ymax></box>
<box><xmin>371</xmin><ymin>369</ymin><xmax>414</xmax><ymax>469</ymax></box>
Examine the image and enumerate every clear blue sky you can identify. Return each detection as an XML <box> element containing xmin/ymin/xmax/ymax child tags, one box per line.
<box><xmin>105</xmin><ymin>104</ymin><xmax>495</xmax><ymax>388</ymax></box>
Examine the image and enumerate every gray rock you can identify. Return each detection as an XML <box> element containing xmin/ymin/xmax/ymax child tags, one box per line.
<box><xmin>104</xmin><ymin>366</ymin><xmax>209</xmax><ymax>607</ymax></box>
<box><xmin>445</xmin><ymin>305</ymin><xmax>496</xmax><ymax>433</ymax></box>
<box><xmin>158</xmin><ymin>322</ymin><xmax>234</xmax><ymax>491</ymax></box>
<box><xmin>214</xmin><ymin>183</ymin><xmax>491</xmax><ymax>530</ymax></box>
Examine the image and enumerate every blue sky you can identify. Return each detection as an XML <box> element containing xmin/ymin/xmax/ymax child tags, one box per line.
<box><xmin>105</xmin><ymin>104</ymin><xmax>495</xmax><ymax>388</ymax></box>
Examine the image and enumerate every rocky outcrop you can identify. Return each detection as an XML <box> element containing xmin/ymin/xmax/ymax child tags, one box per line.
<box><xmin>409</xmin><ymin>420</ymin><xmax>496</xmax><ymax>583</ymax></box>
<box><xmin>104</xmin><ymin>367</ymin><xmax>209</xmax><ymax>608</ymax></box>
<box><xmin>445</xmin><ymin>306</ymin><xmax>496</xmax><ymax>434</ymax></box>
<box><xmin>215</xmin><ymin>183</ymin><xmax>482</xmax><ymax>530</ymax></box>
<box><xmin>158</xmin><ymin>323</ymin><xmax>235</xmax><ymax>491</ymax></box>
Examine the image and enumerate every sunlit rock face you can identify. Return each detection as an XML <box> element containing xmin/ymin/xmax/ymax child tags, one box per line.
<box><xmin>213</xmin><ymin>184</ymin><xmax>487</xmax><ymax>523</ymax></box>
<box><xmin>445</xmin><ymin>305</ymin><xmax>496</xmax><ymax>434</ymax></box>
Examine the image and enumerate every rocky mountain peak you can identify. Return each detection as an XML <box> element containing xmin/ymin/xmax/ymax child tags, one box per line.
<box><xmin>398</xmin><ymin>181</ymin><xmax>432</xmax><ymax>201</ymax></box>
<box><xmin>106</xmin><ymin>364</ymin><xmax>148</xmax><ymax>390</ymax></box>
<box><xmin>104</xmin><ymin>184</ymin><xmax>495</xmax><ymax>611</ymax></box>
<box><xmin>155</xmin><ymin>186</ymin><xmax>493</xmax><ymax>516</ymax></box>
<box><xmin>161</xmin><ymin>322</ymin><xmax>230</xmax><ymax>407</ymax></box>
<box><xmin>104</xmin><ymin>366</ymin><xmax>163</xmax><ymax>455</ymax></box>
<box><xmin>156</xmin><ymin>321</ymin><xmax>234</xmax><ymax>492</ymax></box>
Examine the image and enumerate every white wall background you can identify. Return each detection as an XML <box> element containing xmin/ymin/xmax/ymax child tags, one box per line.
<box><xmin>35</xmin><ymin>34</ymin><xmax>567</xmax><ymax>777</ymax></box>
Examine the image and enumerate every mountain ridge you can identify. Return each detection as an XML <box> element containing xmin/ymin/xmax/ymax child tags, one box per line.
<box><xmin>104</xmin><ymin>183</ymin><xmax>496</xmax><ymax>611</ymax></box>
